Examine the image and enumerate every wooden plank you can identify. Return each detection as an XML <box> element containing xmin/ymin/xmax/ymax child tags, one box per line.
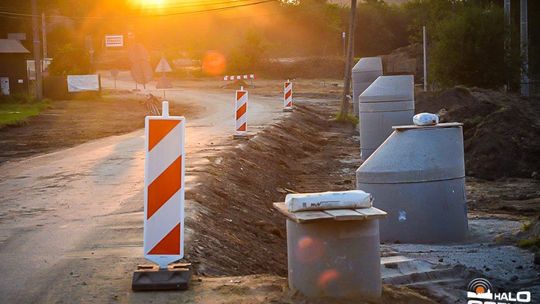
<box><xmin>294</xmin><ymin>210</ymin><xmax>333</xmax><ymax>223</ymax></box>
<box><xmin>273</xmin><ymin>202</ymin><xmax>333</xmax><ymax>223</ymax></box>
<box><xmin>273</xmin><ymin>203</ymin><xmax>386</xmax><ymax>223</ymax></box>
<box><xmin>380</xmin><ymin>256</ymin><xmax>414</xmax><ymax>265</ymax></box>
<box><xmin>323</xmin><ymin>209</ymin><xmax>364</xmax><ymax>221</ymax></box>
<box><xmin>355</xmin><ymin>207</ymin><xmax>387</xmax><ymax>219</ymax></box>
<box><xmin>273</xmin><ymin>202</ymin><xmax>294</xmax><ymax>220</ymax></box>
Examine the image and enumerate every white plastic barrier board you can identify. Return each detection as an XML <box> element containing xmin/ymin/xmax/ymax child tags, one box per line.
<box><xmin>67</xmin><ymin>74</ymin><xmax>100</xmax><ymax>92</ymax></box>
<box><xmin>143</xmin><ymin>102</ymin><xmax>186</xmax><ymax>268</ymax></box>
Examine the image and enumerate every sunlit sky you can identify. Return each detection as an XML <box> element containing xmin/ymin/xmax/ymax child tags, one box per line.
<box><xmin>130</xmin><ymin>0</ymin><xmax>249</xmax><ymax>9</ymax></box>
<box><xmin>137</xmin><ymin>0</ymin><xmax>166</xmax><ymax>6</ymax></box>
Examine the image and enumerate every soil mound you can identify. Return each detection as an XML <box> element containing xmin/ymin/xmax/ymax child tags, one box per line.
<box><xmin>416</xmin><ymin>87</ymin><xmax>540</xmax><ymax>180</ymax></box>
<box><xmin>222</xmin><ymin>79</ymin><xmax>249</xmax><ymax>89</ymax></box>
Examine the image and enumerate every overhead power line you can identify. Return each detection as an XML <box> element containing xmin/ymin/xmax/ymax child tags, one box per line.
<box><xmin>0</xmin><ymin>0</ymin><xmax>258</xmax><ymax>12</ymax></box>
<box><xmin>132</xmin><ymin>0</ymin><xmax>264</xmax><ymax>9</ymax></box>
<box><xmin>0</xmin><ymin>0</ymin><xmax>278</xmax><ymax>20</ymax></box>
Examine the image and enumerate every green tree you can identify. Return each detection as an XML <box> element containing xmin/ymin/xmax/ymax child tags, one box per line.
<box><xmin>429</xmin><ymin>3</ymin><xmax>520</xmax><ymax>88</ymax></box>
<box><xmin>355</xmin><ymin>0</ymin><xmax>410</xmax><ymax>57</ymax></box>
<box><xmin>228</xmin><ymin>31</ymin><xmax>268</xmax><ymax>73</ymax></box>
<box><xmin>48</xmin><ymin>44</ymin><xmax>93</xmax><ymax>76</ymax></box>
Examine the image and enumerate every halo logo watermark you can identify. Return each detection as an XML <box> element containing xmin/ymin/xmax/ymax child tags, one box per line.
<box><xmin>467</xmin><ymin>278</ymin><xmax>532</xmax><ymax>304</ymax></box>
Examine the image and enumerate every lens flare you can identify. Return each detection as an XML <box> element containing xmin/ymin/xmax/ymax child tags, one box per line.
<box><xmin>317</xmin><ymin>269</ymin><xmax>340</xmax><ymax>289</ymax></box>
<box><xmin>202</xmin><ymin>51</ymin><xmax>227</xmax><ymax>76</ymax></box>
<box><xmin>295</xmin><ymin>236</ymin><xmax>325</xmax><ymax>263</ymax></box>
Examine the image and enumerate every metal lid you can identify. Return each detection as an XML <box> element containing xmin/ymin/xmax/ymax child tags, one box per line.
<box><xmin>356</xmin><ymin>123</ymin><xmax>465</xmax><ymax>184</ymax></box>
<box><xmin>352</xmin><ymin>57</ymin><xmax>383</xmax><ymax>73</ymax></box>
<box><xmin>359</xmin><ymin>75</ymin><xmax>414</xmax><ymax>102</ymax></box>
<box><xmin>393</xmin><ymin>122</ymin><xmax>463</xmax><ymax>130</ymax></box>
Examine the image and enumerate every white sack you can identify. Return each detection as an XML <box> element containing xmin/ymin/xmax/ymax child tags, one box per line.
<box><xmin>286</xmin><ymin>190</ymin><xmax>372</xmax><ymax>212</ymax></box>
<box><xmin>413</xmin><ymin>112</ymin><xmax>439</xmax><ymax>126</ymax></box>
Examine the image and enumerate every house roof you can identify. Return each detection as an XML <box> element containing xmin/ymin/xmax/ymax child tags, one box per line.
<box><xmin>0</xmin><ymin>39</ymin><xmax>30</xmax><ymax>54</ymax></box>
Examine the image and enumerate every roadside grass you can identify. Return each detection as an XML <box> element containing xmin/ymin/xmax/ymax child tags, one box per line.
<box><xmin>517</xmin><ymin>237</ymin><xmax>540</xmax><ymax>249</ymax></box>
<box><xmin>335</xmin><ymin>112</ymin><xmax>359</xmax><ymax>125</ymax></box>
<box><xmin>0</xmin><ymin>95</ymin><xmax>50</xmax><ymax>127</ymax></box>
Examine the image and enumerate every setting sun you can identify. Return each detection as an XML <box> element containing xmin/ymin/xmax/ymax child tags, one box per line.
<box><xmin>131</xmin><ymin>0</ymin><xmax>167</xmax><ymax>8</ymax></box>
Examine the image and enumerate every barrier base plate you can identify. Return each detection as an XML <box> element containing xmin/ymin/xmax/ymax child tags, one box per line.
<box><xmin>132</xmin><ymin>263</ymin><xmax>192</xmax><ymax>291</ymax></box>
<box><xmin>232</xmin><ymin>134</ymin><xmax>250</xmax><ymax>140</ymax></box>
<box><xmin>283</xmin><ymin>107</ymin><xmax>294</xmax><ymax>112</ymax></box>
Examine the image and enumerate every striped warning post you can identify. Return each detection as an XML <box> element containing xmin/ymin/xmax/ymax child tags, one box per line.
<box><xmin>284</xmin><ymin>80</ymin><xmax>293</xmax><ymax>112</ymax></box>
<box><xmin>234</xmin><ymin>86</ymin><xmax>248</xmax><ymax>138</ymax></box>
<box><xmin>143</xmin><ymin>101</ymin><xmax>185</xmax><ymax>268</ymax></box>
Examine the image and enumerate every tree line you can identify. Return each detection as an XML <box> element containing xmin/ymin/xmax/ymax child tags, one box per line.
<box><xmin>1</xmin><ymin>0</ymin><xmax>535</xmax><ymax>91</ymax></box>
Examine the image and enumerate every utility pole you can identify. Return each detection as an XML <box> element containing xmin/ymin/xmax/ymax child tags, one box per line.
<box><xmin>342</xmin><ymin>32</ymin><xmax>346</xmax><ymax>58</ymax></box>
<box><xmin>339</xmin><ymin>0</ymin><xmax>357</xmax><ymax>118</ymax></box>
<box><xmin>504</xmin><ymin>0</ymin><xmax>511</xmax><ymax>44</ymax></box>
<box><xmin>42</xmin><ymin>12</ymin><xmax>48</xmax><ymax>59</ymax></box>
<box><xmin>504</xmin><ymin>0</ymin><xmax>511</xmax><ymax>91</ymax></box>
<box><xmin>520</xmin><ymin>0</ymin><xmax>529</xmax><ymax>97</ymax></box>
<box><xmin>31</xmin><ymin>0</ymin><xmax>43</xmax><ymax>100</ymax></box>
<box><xmin>422</xmin><ymin>26</ymin><xmax>427</xmax><ymax>92</ymax></box>
<box><xmin>85</xmin><ymin>35</ymin><xmax>95</xmax><ymax>70</ymax></box>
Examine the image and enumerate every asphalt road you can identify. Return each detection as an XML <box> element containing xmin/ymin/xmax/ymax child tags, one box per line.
<box><xmin>0</xmin><ymin>75</ymin><xmax>286</xmax><ymax>302</ymax></box>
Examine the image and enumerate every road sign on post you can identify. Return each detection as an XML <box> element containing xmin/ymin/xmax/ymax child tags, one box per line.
<box><xmin>155</xmin><ymin>56</ymin><xmax>173</xmax><ymax>97</ymax></box>
<box><xmin>129</xmin><ymin>43</ymin><xmax>153</xmax><ymax>89</ymax></box>
<box><xmin>111</xmin><ymin>69</ymin><xmax>119</xmax><ymax>89</ymax></box>
<box><xmin>234</xmin><ymin>86</ymin><xmax>248</xmax><ymax>139</ymax></box>
<box><xmin>132</xmin><ymin>101</ymin><xmax>192</xmax><ymax>291</ymax></box>
<box><xmin>283</xmin><ymin>80</ymin><xmax>293</xmax><ymax>112</ymax></box>
<box><xmin>155</xmin><ymin>57</ymin><xmax>172</xmax><ymax>73</ymax></box>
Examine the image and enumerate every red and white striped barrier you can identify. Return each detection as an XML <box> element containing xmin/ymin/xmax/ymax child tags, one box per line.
<box><xmin>143</xmin><ymin>101</ymin><xmax>185</xmax><ymax>268</ymax></box>
<box><xmin>284</xmin><ymin>80</ymin><xmax>293</xmax><ymax>112</ymax></box>
<box><xmin>223</xmin><ymin>74</ymin><xmax>255</xmax><ymax>81</ymax></box>
<box><xmin>234</xmin><ymin>86</ymin><xmax>248</xmax><ymax>138</ymax></box>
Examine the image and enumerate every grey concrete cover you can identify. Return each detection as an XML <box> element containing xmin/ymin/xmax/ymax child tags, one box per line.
<box><xmin>357</xmin><ymin>179</ymin><xmax>468</xmax><ymax>243</ymax></box>
<box><xmin>359</xmin><ymin>75</ymin><xmax>414</xmax><ymax>102</ymax></box>
<box><xmin>357</xmin><ymin>124</ymin><xmax>465</xmax><ymax>183</ymax></box>
<box><xmin>352</xmin><ymin>57</ymin><xmax>383</xmax><ymax>117</ymax></box>
<box><xmin>357</xmin><ymin>123</ymin><xmax>467</xmax><ymax>243</ymax></box>
<box><xmin>358</xmin><ymin>74</ymin><xmax>415</xmax><ymax>160</ymax></box>
<box><xmin>352</xmin><ymin>57</ymin><xmax>383</xmax><ymax>72</ymax></box>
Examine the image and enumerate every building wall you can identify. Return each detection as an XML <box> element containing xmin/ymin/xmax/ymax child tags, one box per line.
<box><xmin>0</xmin><ymin>53</ymin><xmax>29</xmax><ymax>95</ymax></box>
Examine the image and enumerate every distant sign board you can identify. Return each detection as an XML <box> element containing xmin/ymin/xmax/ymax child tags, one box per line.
<box><xmin>67</xmin><ymin>75</ymin><xmax>100</xmax><ymax>92</ymax></box>
<box><xmin>105</xmin><ymin>35</ymin><xmax>124</xmax><ymax>48</ymax></box>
